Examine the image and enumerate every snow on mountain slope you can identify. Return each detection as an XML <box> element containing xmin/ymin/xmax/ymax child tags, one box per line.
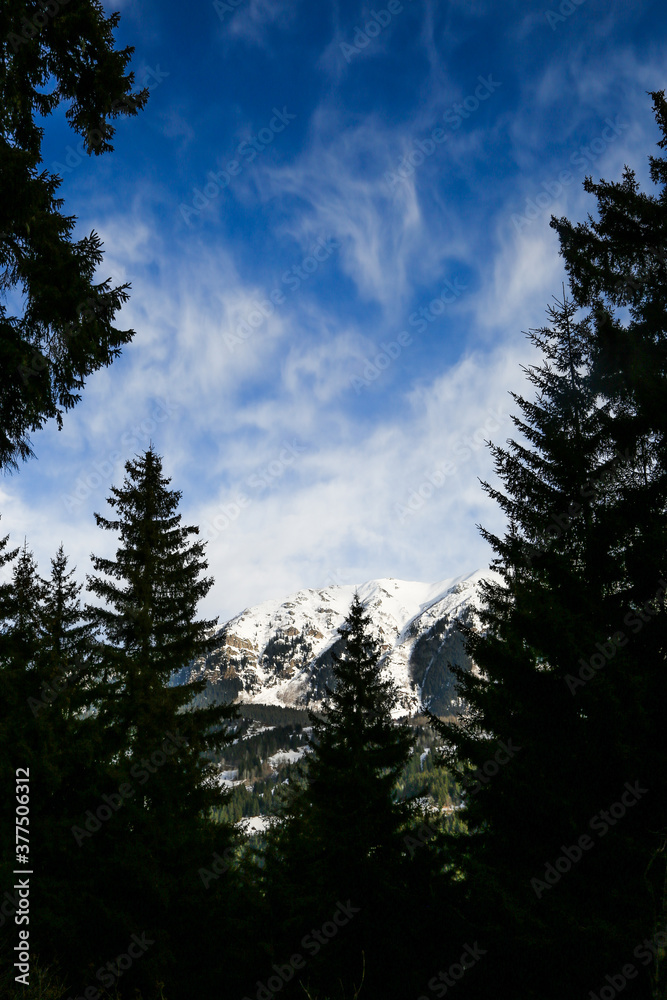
<box><xmin>183</xmin><ymin>568</ymin><xmax>499</xmax><ymax>716</ymax></box>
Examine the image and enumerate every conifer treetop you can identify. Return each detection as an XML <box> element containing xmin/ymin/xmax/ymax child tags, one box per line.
<box><xmin>87</xmin><ymin>445</ymin><xmax>218</xmax><ymax>667</ymax></box>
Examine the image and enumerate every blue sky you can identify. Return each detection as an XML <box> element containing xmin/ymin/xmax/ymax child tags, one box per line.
<box><xmin>2</xmin><ymin>0</ymin><xmax>666</xmax><ymax>621</ymax></box>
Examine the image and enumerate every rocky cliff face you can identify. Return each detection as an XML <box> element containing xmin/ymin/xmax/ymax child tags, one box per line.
<box><xmin>179</xmin><ymin>569</ymin><xmax>497</xmax><ymax>716</ymax></box>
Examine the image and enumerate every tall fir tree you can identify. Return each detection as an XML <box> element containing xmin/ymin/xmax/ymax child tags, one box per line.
<box><xmin>38</xmin><ymin>544</ymin><xmax>101</xmax><ymax>726</ymax></box>
<box><xmin>0</xmin><ymin>541</ymin><xmax>47</xmax><ymax>980</ymax></box>
<box><xmin>552</xmin><ymin>90</ymin><xmax>667</xmax><ymax>462</ymax></box>
<box><xmin>429</xmin><ymin>292</ymin><xmax>659</xmax><ymax>998</ymax></box>
<box><xmin>0</xmin><ymin>539</ymin><xmax>47</xmax><ymax>800</ymax></box>
<box><xmin>79</xmin><ymin>446</ymin><xmax>239</xmax><ymax>998</ymax></box>
<box><xmin>0</xmin><ymin>538</ymin><xmax>116</xmax><ymax>983</ymax></box>
<box><xmin>552</xmin><ymin>91</ymin><xmax>667</xmax><ymax>999</ymax></box>
<box><xmin>258</xmin><ymin>594</ymin><xmax>451</xmax><ymax>1000</ymax></box>
<box><xmin>29</xmin><ymin>546</ymin><xmax>110</xmax><ymax>977</ymax></box>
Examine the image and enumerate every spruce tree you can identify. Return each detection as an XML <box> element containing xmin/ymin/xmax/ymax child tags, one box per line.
<box><xmin>549</xmin><ymin>90</ymin><xmax>667</xmax><ymax>999</ymax></box>
<box><xmin>0</xmin><ymin>538</ymin><xmax>112</xmax><ymax>982</ymax></box>
<box><xmin>552</xmin><ymin>91</ymin><xmax>667</xmax><ymax>457</ymax></box>
<box><xmin>83</xmin><ymin>446</ymin><xmax>239</xmax><ymax>998</ymax></box>
<box><xmin>39</xmin><ymin>544</ymin><xmax>99</xmax><ymax>718</ymax></box>
<box><xmin>305</xmin><ymin>595</ymin><xmax>415</xmax><ymax>896</ymax></box>
<box><xmin>30</xmin><ymin>546</ymin><xmax>109</xmax><ymax>976</ymax></box>
<box><xmin>258</xmin><ymin>595</ymin><xmax>429</xmax><ymax>999</ymax></box>
<box><xmin>0</xmin><ymin>541</ymin><xmax>47</xmax><ymax>980</ymax></box>
<box><xmin>429</xmin><ymin>293</ymin><xmax>657</xmax><ymax>998</ymax></box>
<box><xmin>0</xmin><ymin>541</ymin><xmax>47</xmax><ymax>788</ymax></box>
<box><xmin>551</xmin><ymin>91</ymin><xmax>667</xmax><ymax>608</ymax></box>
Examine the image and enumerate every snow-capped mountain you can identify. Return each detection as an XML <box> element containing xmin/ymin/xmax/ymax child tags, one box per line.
<box><xmin>178</xmin><ymin>569</ymin><xmax>498</xmax><ymax>716</ymax></box>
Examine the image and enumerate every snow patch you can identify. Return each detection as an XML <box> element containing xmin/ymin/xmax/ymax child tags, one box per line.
<box><xmin>188</xmin><ymin>568</ymin><xmax>500</xmax><ymax>714</ymax></box>
<box><xmin>267</xmin><ymin>747</ymin><xmax>309</xmax><ymax>768</ymax></box>
<box><xmin>237</xmin><ymin>815</ymin><xmax>274</xmax><ymax>834</ymax></box>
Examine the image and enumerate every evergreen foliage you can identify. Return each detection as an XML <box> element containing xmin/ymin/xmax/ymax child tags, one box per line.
<box><xmin>0</xmin><ymin>0</ymin><xmax>148</xmax><ymax>470</ymax></box>
<box><xmin>0</xmin><ymin>539</ymin><xmax>104</xmax><ymax>983</ymax></box>
<box><xmin>428</xmin><ymin>97</ymin><xmax>667</xmax><ymax>993</ymax></box>
<box><xmin>549</xmin><ymin>90</ymin><xmax>667</xmax><ymax>998</ymax></box>
<box><xmin>430</xmin><ymin>291</ymin><xmax>662</xmax><ymax>996</ymax></box>
<box><xmin>255</xmin><ymin>595</ymin><xmax>454</xmax><ymax>999</ymax></box>
<box><xmin>80</xmin><ymin>446</ymin><xmax>239</xmax><ymax>997</ymax></box>
<box><xmin>2</xmin><ymin>50</ymin><xmax>667</xmax><ymax>1000</ymax></box>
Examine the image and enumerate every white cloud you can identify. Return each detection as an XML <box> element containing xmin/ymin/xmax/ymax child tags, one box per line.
<box><xmin>224</xmin><ymin>0</ymin><xmax>298</xmax><ymax>47</ymax></box>
<box><xmin>3</xmin><ymin>210</ymin><xmax>527</xmax><ymax>623</ymax></box>
<box><xmin>185</xmin><ymin>334</ymin><xmax>523</xmax><ymax>621</ymax></box>
<box><xmin>11</xmin><ymin>35</ymin><xmax>664</xmax><ymax>631</ymax></box>
<box><xmin>252</xmin><ymin>110</ymin><xmax>436</xmax><ymax>313</ymax></box>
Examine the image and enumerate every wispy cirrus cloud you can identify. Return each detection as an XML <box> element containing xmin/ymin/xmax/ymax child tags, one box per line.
<box><xmin>5</xmin><ymin>0</ymin><xmax>666</xmax><ymax>625</ymax></box>
<box><xmin>221</xmin><ymin>0</ymin><xmax>299</xmax><ymax>47</ymax></box>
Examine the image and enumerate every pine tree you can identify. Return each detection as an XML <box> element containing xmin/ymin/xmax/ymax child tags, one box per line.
<box><xmin>0</xmin><ymin>538</ymin><xmax>113</xmax><ymax>981</ymax></box>
<box><xmin>29</xmin><ymin>546</ymin><xmax>109</xmax><ymax>976</ymax></box>
<box><xmin>0</xmin><ymin>540</ymin><xmax>47</xmax><ymax>780</ymax></box>
<box><xmin>549</xmin><ymin>90</ymin><xmax>667</xmax><ymax>999</ymax></box>
<box><xmin>258</xmin><ymin>594</ymin><xmax>434</xmax><ymax>999</ymax></box>
<box><xmin>429</xmin><ymin>293</ymin><xmax>658</xmax><ymax>998</ymax></box>
<box><xmin>39</xmin><ymin>544</ymin><xmax>99</xmax><ymax>717</ymax></box>
<box><xmin>82</xmin><ymin>446</ymin><xmax>239</xmax><ymax>998</ymax></box>
<box><xmin>0</xmin><ymin>534</ymin><xmax>29</xmax><ymax>775</ymax></box>
<box><xmin>552</xmin><ymin>92</ymin><xmax>667</xmax><ymax>464</ymax></box>
<box><xmin>551</xmin><ymin>91</ymin><xmax>667</xmax><ymax>599</ymax></box>
<box><xmin>0</xmin><ymin>0</ymin><xmax>148</xmax><ymax>470</ymax></box>
<box><xmin>0</xmin><ymin>541</ymin><xmax>47</xmax><ymax>980</ymax></box>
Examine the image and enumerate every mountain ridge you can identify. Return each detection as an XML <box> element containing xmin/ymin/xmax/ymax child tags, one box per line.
<box><xmin>178</xmin><ymin>568</ymin><xmax>499</xmax><ymax>715</ymax></box>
